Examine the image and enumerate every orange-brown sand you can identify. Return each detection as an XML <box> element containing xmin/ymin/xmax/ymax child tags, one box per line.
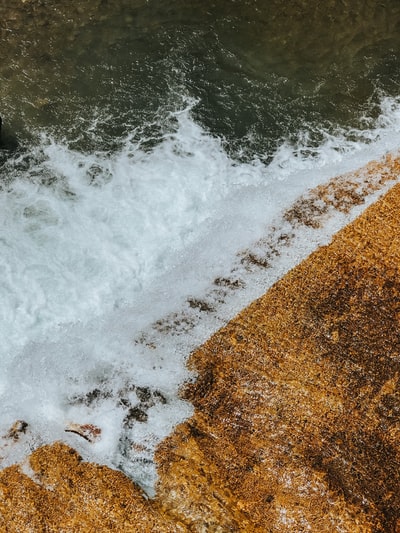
<box><xmin>1</xmin><ymin>162</ymin><xmax>400</xmax><ymax>531</ymax></box>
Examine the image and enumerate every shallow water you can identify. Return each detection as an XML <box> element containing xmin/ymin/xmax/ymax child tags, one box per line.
<box><xmin>1</xmin><ymin>0</ymin><xmax>400</xmax><ymax>493</ymax></box>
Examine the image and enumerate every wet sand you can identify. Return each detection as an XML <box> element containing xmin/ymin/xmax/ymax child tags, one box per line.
<box><xmin>2</xmin><ymin>2</ymin><xmax>400</xmax><ymax>529</ymax></box>
<box><xmin>1</xmin><ymin>158</ymin><xmax>400</xmax><ymax>531</ymax></box>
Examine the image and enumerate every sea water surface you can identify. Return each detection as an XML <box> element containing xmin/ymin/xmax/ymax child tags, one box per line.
<box><xmin>1</xmin><ymin>0</ymin><xmax>400</xmax><ymax>493</ymax></box>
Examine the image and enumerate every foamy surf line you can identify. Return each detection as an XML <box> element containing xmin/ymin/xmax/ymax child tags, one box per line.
<box><xmin>1</xmin><ymin>97</ymin><xmax>400</xmax><ymax>494</ymax></box>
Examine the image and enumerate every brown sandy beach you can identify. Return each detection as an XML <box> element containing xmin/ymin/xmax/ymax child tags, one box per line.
<box><xmin>2</xmin><ymin>1</ymin><xmax>400</xmax><ymax>530</ymax></box>
<box><xmin>0</xmin><ymin>158</ymin><xmax>400</xmax><ymax>531</ymax></box>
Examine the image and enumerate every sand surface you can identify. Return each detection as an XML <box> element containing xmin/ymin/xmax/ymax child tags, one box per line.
<box><xmin>1</xmin><ymin>163</ymin><xmax>400</xmax><ymax>531</ymax></box>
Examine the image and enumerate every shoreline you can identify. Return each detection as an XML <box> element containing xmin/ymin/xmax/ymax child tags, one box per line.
<box><xmin>1</xmin><ymin>159</ymin><xmax>400</xmax><ymax>531</ymax></box>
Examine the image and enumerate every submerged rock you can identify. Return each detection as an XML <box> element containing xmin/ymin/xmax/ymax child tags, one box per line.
<box><xmin>0</xmin><ymin>117</ymin><xmax>18</xmax><ymax>153</ymax></box>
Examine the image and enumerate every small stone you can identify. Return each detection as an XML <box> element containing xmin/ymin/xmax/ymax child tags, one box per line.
<box><xmin>5</xmin><ymin>420</ymin><xmax>28</xmax><ymax>441</ymax></box>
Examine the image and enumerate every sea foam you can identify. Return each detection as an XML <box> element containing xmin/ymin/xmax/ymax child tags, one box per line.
<box><xmin>1</xmin><ymin>97</ymin><xmax>400</xmax><ymax>493</ymax></box>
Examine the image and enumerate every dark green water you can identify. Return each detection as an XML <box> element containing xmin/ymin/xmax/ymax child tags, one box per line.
<box><xmin>2</xmin><ymin>0</ymin><xmax>400</xmax><ymax>159</ymax></box>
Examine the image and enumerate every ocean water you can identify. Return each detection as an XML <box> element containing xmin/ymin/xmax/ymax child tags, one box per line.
<box><xmin>1</xmin><ymin>0</ymin><xmax>400</xmax><ymax>493</ymax></box>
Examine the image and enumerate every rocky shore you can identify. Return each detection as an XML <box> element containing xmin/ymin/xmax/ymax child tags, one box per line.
<box><xmin>1</xmin><ymin>162</ymin><xmax>400</xmax><ymax>531</ymax></box>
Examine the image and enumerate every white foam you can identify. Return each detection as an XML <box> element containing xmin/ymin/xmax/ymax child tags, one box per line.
<box><xmin>1</xmin><ymin>96</ymin><xmax>400</xmax><ymax>494</ymax></box>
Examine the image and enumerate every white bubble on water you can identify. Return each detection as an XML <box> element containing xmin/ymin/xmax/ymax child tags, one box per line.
<box><xmin>1</xmin><ymin>97</ymin><xmax>400</xmax><ymax>493</ymax></box>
